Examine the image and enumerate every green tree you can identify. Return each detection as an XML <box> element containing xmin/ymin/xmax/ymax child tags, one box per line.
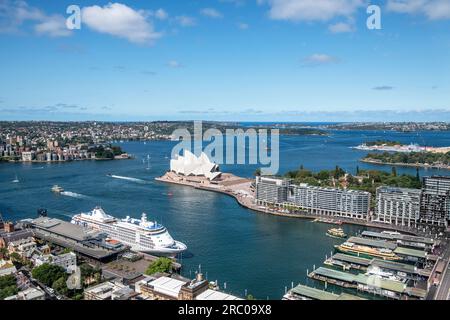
<box><xmin>254</xmin><ymin>168</ymin><xmax>261</xmax><ymax>176</ymax></box>
<box><xmin>145</xmin><ymin>257</ymin><xmax>173</xmax><ymax>275</ymax></box>
<box><xmin>32</xmin><ymin>263</ymin><xmax>67</xmax><ymax>287</ymax></box>
<box><xmin>9</xmin><ymin>252</ymin><xmax>22</xmax><ymax>266</ymax></box>
<box><xmin>52</xmin><ymin>277</ymin><xmax>69</xmax><ymax>296</ymax></box>
<box><xmin>0</xmin><ymin>247</ymin><xmax>7</xmax><ymax>259</ymax></box>
<box><xmin>0</xmin><ymin>274</ymin><xmax>18</xmax><ymax>299</ymax></box>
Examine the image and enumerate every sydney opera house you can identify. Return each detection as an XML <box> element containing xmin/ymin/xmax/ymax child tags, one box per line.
<box><xmin>170</xmin><ymin>150</ymin><xmax>222</xmax><ymax>181</ymax></box>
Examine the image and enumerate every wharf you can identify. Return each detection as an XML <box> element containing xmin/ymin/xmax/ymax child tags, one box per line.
<box><xmin>325</xmin><ymin>253</ymin><xmax>371</xmax><ymax>271</ymax></box>
<box><xmin>347</xmin><ymin>236</ymin><xmax>397</xmax><ymax>250</ymax></box>
<box><xmin>309</xmin><ymin>267</ymin><xmax>426</xmax><ymax>299</ymax></box>
<box><xmin>361</xmin><ymin>231</ymin><xmax>435</xmax><ymax>250</ymax></box>
<box><xmin>24</xmin><ymin>217</ymin><xmax>127</xmax><ymax>262</ymax></box>
<box><xmin>284</xmin><ymin>284</ymin><xmax>366</xmax><ymax>300</ymax></box>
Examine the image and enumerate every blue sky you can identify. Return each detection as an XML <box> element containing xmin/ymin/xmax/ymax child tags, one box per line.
<box><xmin>0</xmin><ymin>0</ymin><xmax>449</xmax><ymax>121</ymax></box>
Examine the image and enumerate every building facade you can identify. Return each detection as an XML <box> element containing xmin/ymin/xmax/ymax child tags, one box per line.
<box><xmin>255</xmin><ymin>177</ymin><xmax>370</xmax><ymax>219</ymax></box>
<box><xmin>34</xmin><ymin>252</ymin><xmax>77</xmax><ymax>273</ymax></box>
<box><xmin>255</xmin><ymin>176</ymin><xmax>290</xmax><ymax>205</ymax></box>
<box><xmin>420</xmin><ymin>176</ymin><xmax>450</xmax><ymax>228</ymax></box>
<box><xmin>375</xmin><ymin>186</ymin><xmax>422</xmax><ymax>227</ymax></box>
<box><xmin>288</xmin><ymin>184</ymin><xmax>370</xmax><ymax>219</ymax></box>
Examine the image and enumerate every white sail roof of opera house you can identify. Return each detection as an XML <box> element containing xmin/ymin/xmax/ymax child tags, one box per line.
<box><xmin>170</xmin><ymin>150</ymin><xmax>221</xmax><ymax>180</ymax></box>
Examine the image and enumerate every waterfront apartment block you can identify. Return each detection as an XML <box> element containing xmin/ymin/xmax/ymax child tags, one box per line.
<box><xmin>288</xmin><ymin>184</ymin><xmax>370</xmax><ymax>219</ymax></box>
<box><xmin>420</xmin><ymin>176</ymin><xmax>450</xmax><ymax>228</ymax></box>
<box><xmin>255</xmin><ymin>176</ymin><xmax>290</xmax><ymax>205</ymax></box>
<box><xmin>255</xmin><ymin>177</ymin><xmax>370</xmax><ymax>219</ymax></box>
<box><xmin>375</xmin><ymin>186</ymin><xmax>422</xmax><ymax>228</ymax></box>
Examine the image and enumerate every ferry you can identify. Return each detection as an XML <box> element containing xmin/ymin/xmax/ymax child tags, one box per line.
<box><xmin>326</xmin><ymin>228</ymin><xmax>347</xmax><ymax>239</ymax></box>
<box><xmin>71</xmin><ymin>207</ymin><xmax>187</xmax><ymax>255</ymax></box>
<box><xmin>51</xmin><ymin>185</ymin><xmax>64</xmax><ymax>193</ymax></box>
<box><xmin>335</xmin><ymin>242</ymin><xmax>401</xmax><ymax>261</ymax></box>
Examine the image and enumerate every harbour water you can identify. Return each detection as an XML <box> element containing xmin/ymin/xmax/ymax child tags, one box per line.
<box><xmin>1</xmin><ymin>129</ymin><xmax>449</xmax><ymax>299</ymax></box>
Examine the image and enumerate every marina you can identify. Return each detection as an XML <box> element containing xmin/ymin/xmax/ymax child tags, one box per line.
<box><xmin>283</xmin><ymin>284</ymin><xmax>366</xmax><ymax>300</ymax></box>
<box><xmin>308</xmin><ymin>267</ymin><xmax>427</xmax><ymax>300</ymax></box>
<box><xmin>324</xmin><ymin>253</ymin><xmax>371</xmax><ymax>271</ymax></box>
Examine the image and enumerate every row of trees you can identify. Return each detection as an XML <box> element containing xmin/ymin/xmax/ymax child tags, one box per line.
<box><xmin>89</xmin><ymin>145</ymin><xmax>124</xmax><ymax>159</ymax></box>
<box><xmin>281</xmin><ymin>165</ymin><xmax>422</xmax><ymax>195</ymax></box>
<box><xmin>364</xmin><ymin>151</ymin><xmax>450</xmax><ymax>166</ymax></box>
<box><xmin>145</xmin><ymin>257</ymin><xmax>173</xmax><ymax>275</ymax></box>
<box><xmin>31</xmin><ymin>263</ymin><xmax>91</xmax><ymax>300</ymax></box>
<box><xmin>365</xmin><ymin>140</ymin><xmax>401</xmax><ymax>146</ymax></box>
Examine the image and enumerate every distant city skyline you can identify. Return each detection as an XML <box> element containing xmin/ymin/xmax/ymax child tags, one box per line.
<box><xmin>1</xmin><ymin>0</ymin><xmax>449</xmax><ymax>121</ymax></box>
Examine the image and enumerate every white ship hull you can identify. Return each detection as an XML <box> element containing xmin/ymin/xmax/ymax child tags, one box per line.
<box><xmin>71</xmin><ymin>207</ymin><xmax>187</xmax><ymax>255</ymax></box>
<box><xmin>133</xmin><ymin>241</ymin><xmax>187</xmax><ymax>255</ymax></box>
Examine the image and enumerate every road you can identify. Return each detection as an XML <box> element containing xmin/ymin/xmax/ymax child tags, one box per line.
<box><xmin>435</xmin><ymin>240</ymin><xmax>450</xmax><ymax>300</ymax></box>
<box><xmin>20</xmin><ymin>267</ymin><xmax>58</xmax><ymax>300</ymax></box>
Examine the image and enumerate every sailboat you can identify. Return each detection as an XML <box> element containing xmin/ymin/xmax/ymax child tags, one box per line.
<box><xmin>12</xmin><ymin>174</ymin><xmax>19</xmax><ymax>183</ymax></box>
<box><xmin>145</xmin><ymin>154</ymin><xmax>151</xmax><ymax>170</ymax></box>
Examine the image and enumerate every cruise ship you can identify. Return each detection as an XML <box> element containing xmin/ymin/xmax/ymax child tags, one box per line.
<box><xmin>71</xmin><ymin>207</ymin><xmax>187</xmax><ymax>255</ymax></box>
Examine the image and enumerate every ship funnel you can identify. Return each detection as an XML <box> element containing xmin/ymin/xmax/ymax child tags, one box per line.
<box><xmin>196</xmin><ymin>273</ymin><xmax>204</xmax><ymax>282</ymax></box>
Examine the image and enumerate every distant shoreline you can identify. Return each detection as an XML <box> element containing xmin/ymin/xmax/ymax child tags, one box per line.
<box><xmin>361</xmin><ymin>158</ymin><xmax>450</xmax><ymax>170</ymax></box>
<box><xmin>1</xmin><ymin>156</ymin><xmax>133</xmax><ymax>164</ymax></box>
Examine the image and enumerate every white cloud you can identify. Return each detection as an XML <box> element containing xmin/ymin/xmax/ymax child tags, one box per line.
<box><xmin>0</xmin><ymin>0</ymin><xmax>71</xmax><ymax>37</ymax></box>
<box><xmin>175</xmin><ymin>15</ymin><xmax>197</xmax><ymax>27</ymax></box>
<box><xmin>328</xmin><ymin>21</ymin><xmax>355</xmax><ymax>33</ymax></box>
<box><xmin>302</xmin><ymin>54</ymin><xmax>339</xmax><ymax>66</ymax></box>
<box><xmin>387</xmin><ymin>0</ymin><xmax>450</xmax><ymax>20</ymax></box>
<box><xmin>154</xmin><ymin>8</ymin><xmax>168</xmax><ymax>20</ymax></box>
<box><xmin>200</xmin><ymin>8</ymin><xmax>224</xmax><ymax>18</ymax></box>
<box><xmin>81</xmin><ymin>3</ymin><xmax>161</xmax><ymax>44</ymax></box>
<box><xmin>167</xmin><ymin>60</ymin><xmax>183</xmax><ymax>68</ymax></box>
<box><xmin>262</xmin><ymin>0</ymin><xmax>365</xmax><ymax>22</ymax></box>
<box><xmin>34</xmin><ymin>15</ymin><xmax>71</xmax><ymax>37</ymax></box>
<box><xmin>237</xmin><ymin>22</ymin><xmax>249</xmax><ymax>29</ymax></box>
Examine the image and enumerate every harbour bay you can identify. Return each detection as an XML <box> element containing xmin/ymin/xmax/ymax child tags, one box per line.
<box><xmin>1</xmin><ymin>129</ymin><xmax>449</xmax><ymax>299</ymax></box>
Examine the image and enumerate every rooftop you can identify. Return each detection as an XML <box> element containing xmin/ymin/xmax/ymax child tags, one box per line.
<box><xmin>31</xmin><ymin>216</ymin><xmax>99</xmax><ymax>241</ymax></box>
<box><xmin>331</xmin><ymin>253</ymin><xmax>372</xmax><ymax>266</ymax></box>
<box><xmin>361</xmin><ymin>231</ymin><xmax>434</xmax><ymax>245</ymax></box>
<box><xmin>196</xmin><ymin>289</ymin><xmax>243</xmax><ymax>300</ymax></box>
<box><xmin>347</xmin><ymin>236</ymin><xmax>397</xmax><ymax>250</ymax></box>
<box><xmin>149</xmin><ymin>276</ymin><xmax>187</xmax><ymax>298</ymax></box>
<box><xmin>85</xmin><ymin>281</ymin><xmax>126</xmax><ymax>300</ymax></box>
<box><xmin>370</xmin><ymin>259</ymin><xmax>418</xmax><ymax>274</ymax></box>
<box><xmin>312</xmin><ymin>267</ymin><xmax>407</xmax><ymax>294</ymax></box>
<box><xmin>393</xmin><ymin>247</ymin><xmax>427</xmax><ymax>259</ymax></box>
<box><xmin>290</xmin><ymin>285</ymin><xmax>339</xmax><ymax>300</ymax></box>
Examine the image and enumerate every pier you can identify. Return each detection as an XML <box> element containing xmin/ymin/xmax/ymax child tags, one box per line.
<box><xmin>308</xmin><ymin>267</ymin><xmax>427</xmax><ymax>300</ymax></box>
<box><xmin>283</xmin><ymin>284</ymin><xmax>366</xmax><ymax>300</ymax></box>
<box><xmin>324</xmin><ymin>253</ymin><xmax>371</xmax><ymax>271</ymax></box>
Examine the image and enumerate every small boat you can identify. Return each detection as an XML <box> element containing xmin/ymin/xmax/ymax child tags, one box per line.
<box><xmin>51</xmin><ymin>185</ymin><xmax>64</xmax><ymax>193</ymax></box>
<box><xmin>12</xmin><ymin>174</ymin><xmax>19</xmax><ymax>183</ymax></box>
<box><xmin>326</xmin><ymin>227</ymin><xmax>347</xmax><ymax>239</ymax></box>
<box><xmin>326</xmin><ymin>228</ymin><xmax>347</xmax><ymax>238</ymax></box>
